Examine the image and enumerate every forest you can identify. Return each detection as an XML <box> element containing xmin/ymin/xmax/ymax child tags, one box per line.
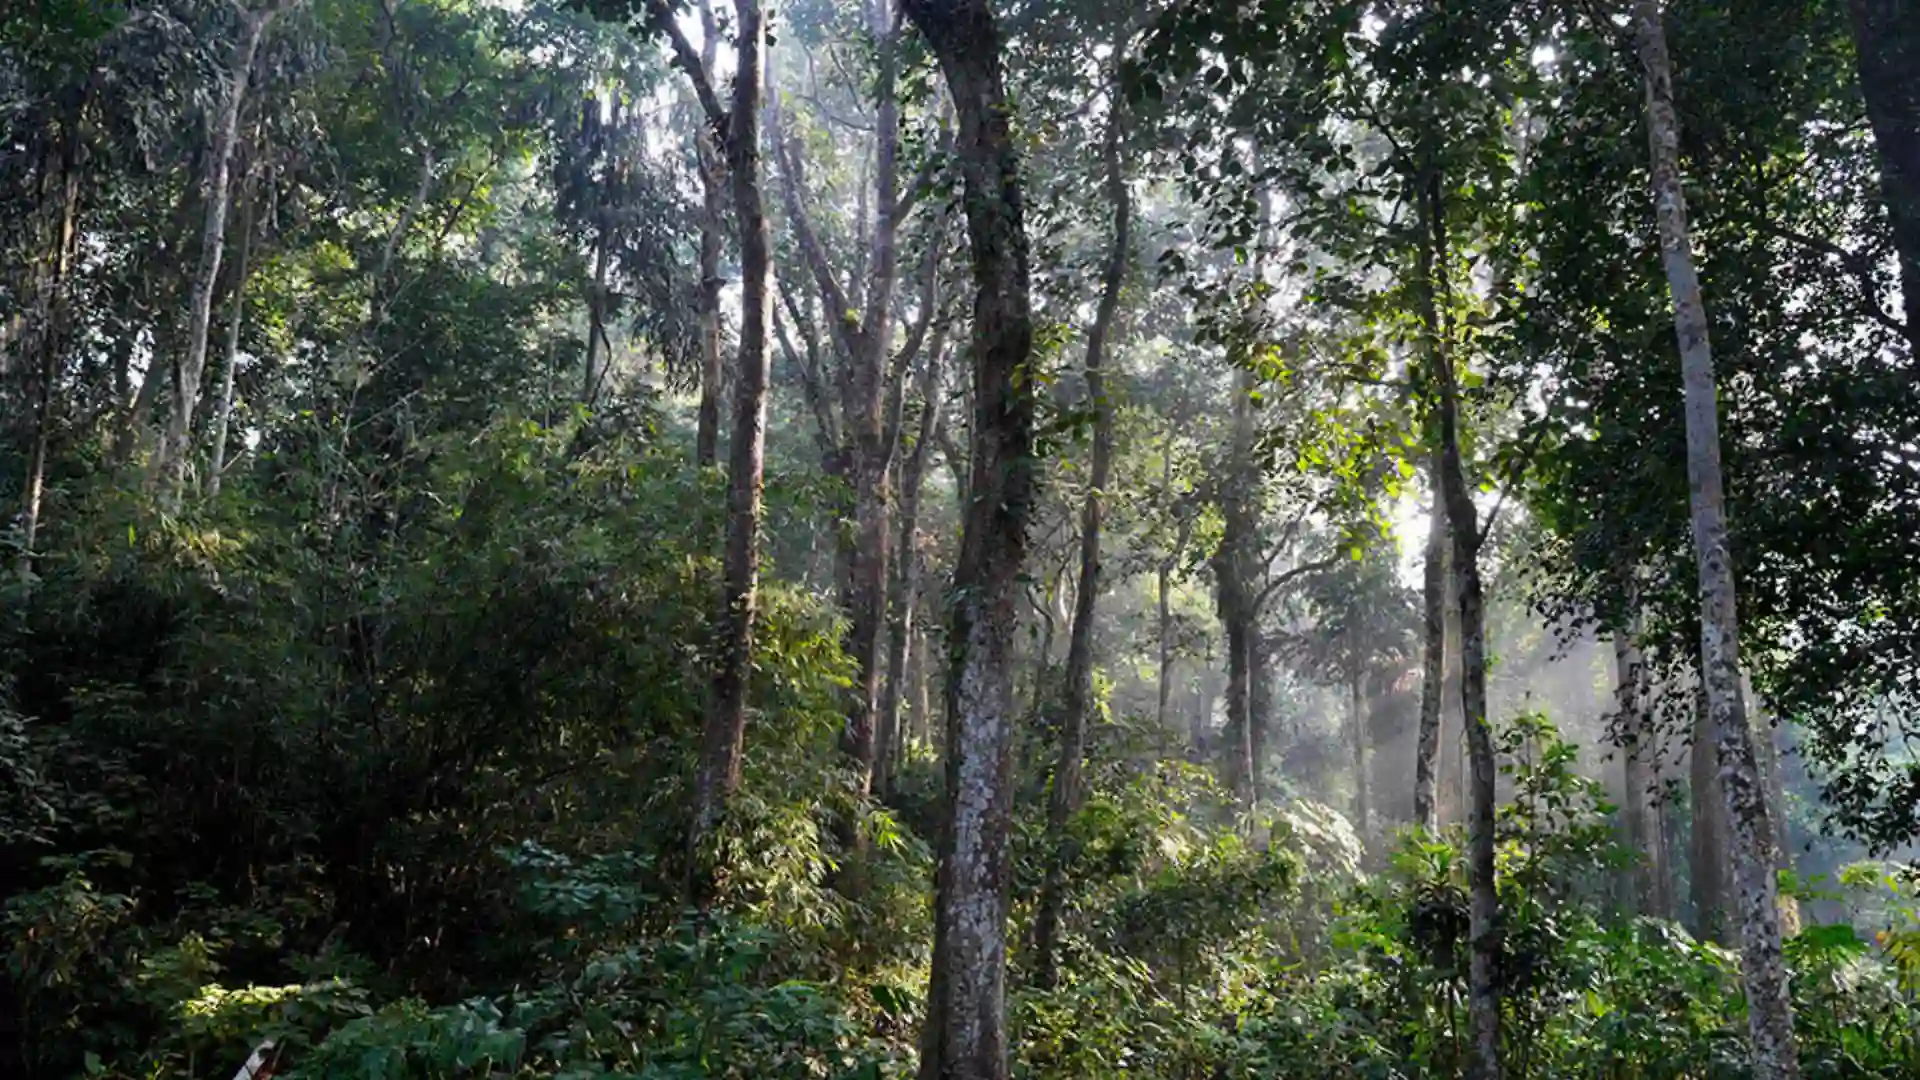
<box><xmin>2</xmin><ymin>0</ymin><xmax>1919</xmax><ymax>1076</ymax></box>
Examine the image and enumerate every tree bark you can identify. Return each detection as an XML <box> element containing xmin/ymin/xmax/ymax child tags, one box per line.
<box><xmin>1419</xmin><ymin>159</ymin><xmax>1500</xmax><ymax>1080</ymax></box>
<box><xmin>18</xmin><ymin>129</ymin><xmax>82</xmax><ymax>580</ymax></box>
<box><xmin>1034</xmin><ymin>86</ymin><xmax>1129</xmax><ymax>988</ymax></box>
<box><xmin>693</xmin><ymin>0</ymin><xmax>725</xmax><ymax>466</ymax></box>
<box><xmin>878</xmin><ymin>349</ymin><xmax>946</xmax><ymax>796</ymax></box>
<box><xmin>1213</xmin><ymin>369</ymin><xmax>1258</xmax><ymax>808</ymax></box>
<box><xmin>1689</xmin><ymin>690</ymin><xmax>1731</xmax><ymax>937</ymax></box>
<box><xmin>1351</xmin><ymin>670</ymin><xmax>1371</xmax><ymax>843</ymax></box>
<box><xmin>1844</xmin><ymin>0</ymin><xmax>1920</xmax><ymax>349</ymax></box>
<box><xmin>1439</xmin><ymin>547</ymin><xmax>1465</xmax><ymax>826</ymax></box>
<box><xmin>902</xmin><ymin>0</ymin><xmax>1035</xmax><ymax>1075</ymax></box>
<box><xmin>583</xmin><ymin>214</ymin><xmax>613</xmax><ymax>405</ymax></box>
<box><xmin>1633</xmin><ymin>2</ymin><xmax>1800</xmax><ymax>1074</ymax></box>
<box><xmin>664</xmin><ymin>0</ymin><xmax>773</xmax><ymax>896</ymax></box>
<box><xmin>209</xmin><ymin>185</ymin><xmax>256</xmax><ymax>499</ymax></box>
<box><xmin>159</xmin><ymin>3</ymin><xmax>282</xmax><ymax>507</ymax></box>
<box><xmin>1413</xmin><ymin>480</ymin><xmax>1448</xmax><ymax>832</ymax></box>
<box><xmin>1615</xmin><ymin>625</ymin><xmax>1668</xmax><ymax>918</ymax></box>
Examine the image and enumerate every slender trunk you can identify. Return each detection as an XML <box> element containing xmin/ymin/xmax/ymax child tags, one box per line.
<box><xmin>1155</xmin><ymin>435</ymin><xmax>1179</xmax><ymax>737</ymax></box>
<box><xmin>160</xmin><ymin>4</ymin><xmax>281</xmax><ymax>506</ymax></box>
<box><xmin>1689</xmin><ymin>691</ymin><xmax>1731</xmax><ymax>937</ymax></box>
<box><xmin>1616</xmin><ymin>626</ymin><xmax>1666</xmax><ymax>918</ymax></box>
<box><xmin>1185</xmin><ymin>673</ymin><xmax>1208</xmax><ymax>763</ymax></box>
<box><xmin>1351</xmin><ymin>670</ymin><xmax>1371</xmax><ymax>843</ymax></box>
<box><xmin>1414</xmin><ymin>480</ymin><xmax>1448</xmax><ymax>832</ymax></box>
<box><xmin>1744</xmin><ymin>672</ymin><xmax>1802</xmax><ymax>936</ymax></box>
<box><xmin>19</xmin><ymin>134</ymin><xmax>81</xmax><ymax>580</ymax></box>
<box><xmin>879</xmin><ymin>352</ymin><xmax>945</xmax><ymax>796</ymax></box>
<box><xmin>904</xmin><ymin>0</ymin><xmax>1035</xmax><ymax>1074</ymax></box>
<box><xmin>693</xmin><ymin>0</ymin><xmax>725</xmax><ymax>465</ymax></box>
<box><xmin>1634</xmin><ymin>4</ymin><xmax>1799</xmax><ymax>1073</ymax></box>
<box><xmin>583</xmin><ymin>215</ymin><xmax>612</xmax><ymax>404</ymax></box>
<box><xmin>1419</xmin><ymin>158</ymin><xmax>1500</xmax><ymax>1080</ymax></box>
<box><xmin>209</xmin><ymin>186</ymin><xmax>256</xmax><ymax>499</ymax></box>
<box><xmin>1035</xmin><ymin>91</ymin><xmax>1128</xmax><ymax>987</ymax></box>
<box><xmin>687</xmin><ymin>0</ymin><xmax>773</xmax><ymax>896</ymax></box>
<box><xmin>1844</xmin><ymin>0</ymin><xmax>1920</xmax><ymax>348</ymax></box>
<box><xmin>1214</xmin><ymin>371</ymin><xmax>1257</xmax><ymax>808</ymax></box>
<box><xmin>694</xmin><ymin>142</ymin><xmax>725</xmax><ymax>464</ymax></box>
<box><xmin>1440</xmin><ymin>548</ymin><xmax>1465</xmax><ymax>826</ymax></box>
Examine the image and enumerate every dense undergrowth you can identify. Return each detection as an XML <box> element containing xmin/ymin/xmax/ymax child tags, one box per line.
<box><xmin>4</xmin><ymin>422</ymin><xmax>1918</xmax><ymax>1080</ymax></box>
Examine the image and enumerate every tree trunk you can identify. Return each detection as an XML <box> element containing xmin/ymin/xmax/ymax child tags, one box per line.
<box><xmin>693</xmin><ymin>0</ymin><xmax>725</xmax><ymax>466</ymax></box>
<box><xmin>1615</xmin><ymin>627</ymin><xmax>1668</xmax><ymax>918</ymax></box>
<box><xmin>1439</xmin><ymin>547</ymin><xmax>1466</xmax><ymax>826</ymax></box>
<box><xmin>209</xmin><ymin>185</ymin><xmax>256</xmax><ymax>499</ymax></box>
<box><xmin>18</xmin><ymin>132</ymin><xmax>82</xmax><ymax>580</ymax></box>
<box><xmin>682</xmin><ymin>0</ymin><xmax>773</xmax><ymax>897</ymax></box>
<box><xmin>159</xmin><ymin>4</ymin><xmax>281</xmax><ymax>507</ymax></box>
<box><xmin>879</xmin><ymin>351</ymin><xmax>945</xmax><ymax>796</ymax></box>
<box><xmin>1413</xmin><ymin>480</ymin><xmax>1448</xmax><ymax>832</ymax></box>
<box><xmin>1035</xmin><ymin>90</ymin><xmax>1128</xmax><ymax>987</ymax></box>
<box><xmin>1214</xmin><ymin>370</ymin><xmax>1257</xmax><ymax>808</ymax></box>
<box><xmin>1744</xmin><ymin>671</ymin><xmax>1802</xmax><ymax>936</ymax></box>
<box><xmin>583</xmin><ymin>215</ymin><xmax>612</xmax><ymax>405</ymax></box>
<box><xmin>1844</xmin><ymin>0</ymin><xmax>1920</xmax><ymax>348</ymax></box>
<box><xmin>1689</xmin><ymin>691</ymin><xmax>1731</xmax><ymax>938</ymax></box>
<box><xmin>1633</xmin><ymin>3</ymin><xmax>1800</xmax><ymax>1074</ymax></box>
<box><xmin>903</xmin><ymin>0</ymin><xmax>1035</xmax><ymax>1074</ymax></box>
<box><xmin>1420</xmin><ymin>159</ymin><xmax>1500</xmax><ymax>1080</ymax></box>
<box><xmin>1351</xmin><ymin>670</ymin><xmax>1371</xmax><ymax>843</ymax></box>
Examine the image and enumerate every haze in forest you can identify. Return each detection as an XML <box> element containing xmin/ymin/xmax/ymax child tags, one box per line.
<box><xmin>3</xmin><ymin>0</ymin><xmax>1919</xmax><ymax>1078</ymax></box>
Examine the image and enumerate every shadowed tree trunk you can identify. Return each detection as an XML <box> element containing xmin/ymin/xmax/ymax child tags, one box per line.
<box><xmin>1413</xmin><ymin>485</ymin><xmax>1447</xmax><ymax>831</ymax></box>
<box><xmin>209</xmin><ymin>183</ymin><xmax>256</xmax><ymax>498</ymax></box>
<box><xmin>903</xmin><ymin>0</ymin><xmax>1035</xmax><ymax>1074</ymax></box>
<box><xmin>1213</xmin><ymin>368</ymin><xmax>1258</xmax><ymax>809</ymax></box>
<box><xmin>1615</xmin><ymin>622</ymin><xmax>1669</xmax><ymax>918</ymax></box>
<box><xmin>158</xmin><ymin>1</ymin><xmax>286</xmax><ymax>507</ymax></box>
<box><xmin>878</xmin><ymin>348</ymin><xmax>947</xmax><ymax>796</ymax></box>
<box><xmin>1418</xmin><ymin>155</ymin><xmax>1500</xmax><ymax>1080</ymax></box>
<box><xmin>18</xmin><ymin>124</ymin><xmax>82</xmax><ymax>580</ymax></box>
<box><xmin>1633</xmin><ymin>1</ymin><xmax>1800</xmax><ymax>1074</ymax></box>
<box><xmin>1689</xmin><ymin>687</ymin><xmax>1731</xmax><ymax>937</ymax></box>
<box><xmin>1034</xmin><ymin>81</ymin><xmax>1129</xmax><ymax>987</ymax></box>
<box><xmin>693</xmin><ymin>0</ymin><xmax>724</xmax><ymax>466</ymax></box>
<box><xmin>651</xmin><ymin>0</ymin><xmax>774</xmax><ymax>897</ymax></box>
<box><xmin>1351</xmin><ymin>670</ymin><xmax>1371</xmax><ymax>843</ymax></box>
<box><xmin>1844</xmin><ymin>0</ymin><xmax>1920</xmax><ymax>347</ymax></box>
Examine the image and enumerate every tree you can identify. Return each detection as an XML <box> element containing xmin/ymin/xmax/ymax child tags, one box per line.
<box><xmin>644</xmin><ymin>0</ymin><xmax>776</xmax><ymax>883</ymax></box>
<box><xmin>1631</xmin><ymin>0</ymin><xmax>1799</xmax><ymax>1073</ymax></box>
<box><xmin>1843</xmin><ymin>0</ymin><xmax>1919</xmax><ymax>348</ymax></box>
<box><xmin>898</xmin><ymin>0</ymin><xmax>1035</xmax><ymax>1075</ymax></box>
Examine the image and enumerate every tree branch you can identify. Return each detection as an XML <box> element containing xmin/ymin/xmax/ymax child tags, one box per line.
<box><xmin>644</xmin><ymin>0</ymin><xmax>727</xmax><ymax>131</ymax></box>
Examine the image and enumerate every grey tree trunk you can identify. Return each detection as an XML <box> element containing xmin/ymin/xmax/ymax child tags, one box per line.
<box><xmin>1440</xmin><ymin>547</ymin><xmax>1465</xmax><ymax>826</ymax></box>
<box><xmin>1843</xmin><ymin>0</ymin><xmax>1920</xmax><ymax>347</ymax></box>
<box><xmin>1689</xmin><ymin>691</ymin><xmax>1731</xmax><ymax>938</ymax></box>
<box><xmin>18</xmin><ymin>131</ymin><xmax>81</xmax><ymax>580</ymax></box>
<box><xmin>879</xmin><ymin>350</ymin><xmax>946</xmax><ymax>796</ymax></box>
<box><xmin>1351</xmin><ymin>671</ymin><xmax>1371</xmax><ymax>843</ymax></box>
<box><xmin>1213</xmin><ymin>370</ymin><xmax>1258</xmax><ymax>808</ymax></box>
<box><xmin>1633</xmin><ymin>1</ymin><xmax>1800</xmax><ymax>1074</ymax></box>
<box><xmin>1615</xmin><ymin>627</ymin><xmax>1668</xmax><ymax>918</ymax></box>
<box><xmin>1420</xmin><ymin>159</ymin><xmax>1500</xmax><ymax>1080</ymax></box>
<box><xmin>209</xmin><ymin>185</ymin><xmax>256</xmax><ymax>499</ymax></box>
<box><xmin>655</xmin><ymin>0</ymin><xmax>774</xmax><ymax>895</ymax></box>
<box><xmin>1035</xmin><ymin>90</ymin><xmax>1129</xmax><ymax>985</ymax></box>
<box><xmin>903</xmin><ymin>0</ymin><xmax>1035</xmax><ymax>1074</ymax></box>
<box><xmin>159</xmin><ymin>3</ymin><xmax>283</xmax><ymax>507</ymax></box>
<box><xmin>582</xmin><ymin>216</ymin><xmax>612</xmax><ymax>405</ymax></box>
<box><xmin>693</xmin><ymin>0</ymin><xmax>724</xmax><ymax>466</ymax></box>
<box><xmin>1413</xmin><ymin>479</ymin><xmax>1448</xmax><ymax>832</ymax></box>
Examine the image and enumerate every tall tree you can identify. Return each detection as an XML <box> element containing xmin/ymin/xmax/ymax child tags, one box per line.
<box><xmin>646</xmin><ymin>0</ymin><xmax>776</xmax><ymax>885</ymax></box>
<box><xmin>1631</xmin><ymin>0</ymin><xmax>1799</xmax><ymax>1075</ymax></box>
<box><xmin>900</xmin><ymin>0</ymin><xmax>1035</xmax><ymax>1075</ymax></box>
<box><xmin>1033</xmin><ymin>54</ymin><xmax>1131</xmax><ymax>987</ymax></box>
<box><xmin>1843</xmin><ymin>0</ymin><xmax>1919</xmax><ymax>347</ymax></box>
<box><xmin>156</xmin><ymin>0</ymin><xmax>290</xmax><ymax>506</ymax></box>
